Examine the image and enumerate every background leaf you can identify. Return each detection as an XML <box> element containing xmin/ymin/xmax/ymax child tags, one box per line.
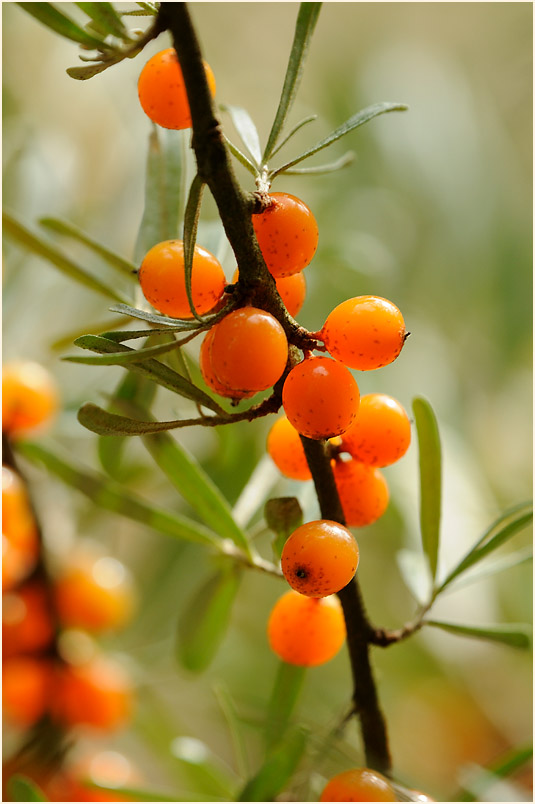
<box><xmin>177</xmin><ymin>567</ymin><xmax>242</xmax><ymax>672</ymax></box>
<box><xmin>265</xmin><ymin>497</ymin><xmax>303</xmax><ymax>560</ymax></box>
<box><xmin>413</xmin><ymin>396</ymin><xmax>442</xmax><ymax>581</ymax></box>
<box><xmin>183</xmin><ymin>175</ymin><xmax>206</xmax><ymax>321</ymax></box>
<box><xmin>75</xmin><ymin>2</ymin><xmax>130</xmax><ymax>40</ymax></box>
<box><xmin>265</xmin><ymin>662</ymin><xmax>306</xmax><ymax>751</ymax></box>
<box><xmin>238</xmin><ymin>726</ymin><xmax>308</xmax><ymax>801</ymax></box>
<box><xmin>221</xmin><ymin>105</ymin><xmax>262</xmax><ymax>167</ymax></box>
<box><xmin>425</xmin><ymin>620</ymin><xmax>531</xmax><ymax>650</ymax></box>
<box><xmin>7</xmin><ymin>775</ymin><xmax>47</xmax><ymax>802</ymax></box>
<box><xmin>18</xmin><ymin>2</ymin><xmax>108</xmax><ymax>48</ymax></box>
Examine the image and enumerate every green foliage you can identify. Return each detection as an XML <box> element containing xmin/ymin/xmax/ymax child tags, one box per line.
<box><xmin>7</xmin><ymin>775</ymin><xmax>47</xmax><ymax>802</ymax></box>
<box><xmin>412</xmin><ymin>397</ymin><xmax>442</xmax><ymax>581</ymax></box>
<box><xmin>221</xmin><ymin>105</ymin><xmax>263</xmax><ymax>168</ymax></box>
<box><xmin>238</xmin><ymin>726</ymin><xmax>309</xmax><ymax>801</ymax></box>
<box><xmin>265</xmin><ymin>662</ymin><xmax>307</xmax><ymax>751</ymax></box>
<box><xmin>265</xmin><ymin>497</ymin><xmax>304</xmax><ymax>560</ymax></box>
<box><xmin>425</xmin><ymin>620</ymin><xmax>531</xmax><ymax>650</ymax></box>
<box><xmin>18</xmin><ymin>2</ymin><xmax>109</xmax><ymax>48</ymax></box>
<box><xmin>183</xmin><ymin>175</ymin><xmax>207</xmax><ymax>321</ymax></box>
<box><xmin>75</xmin><ymin>3</ymin><xmax>131</xmax><ymax>41</ymax></box>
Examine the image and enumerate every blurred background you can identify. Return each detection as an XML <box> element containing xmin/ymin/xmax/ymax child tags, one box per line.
<box><xmin>2</xmin><ymin>3</ymin><xmax>532</xmax><ymax>801</ymax></box>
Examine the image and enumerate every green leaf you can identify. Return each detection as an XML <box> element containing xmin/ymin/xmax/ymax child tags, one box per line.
<box><xmin>440</xmin><ymin>545</ymin><xmax>532</xmax><ymax>594</ymax></box>
<box><xmin>223</xmin><ymin>136</ymin><xmax>259</xmax><ymax>176</ymax></box>
<box><xmin>183</xmin><ymin>175</ymin><xmax>206</xmax><ymax>321</ymax></box>
<box><xmin>265</xmin><ymin>497</ymin><xmax>303</xmax><ymax>560</ymax></box>
<box><xmin>3</xmin><ymin>212</ymin><xmax>127</xmax><ymax>303</ymax></box>
<box><xmin>263</xmin><ymin>3</ymin><xmax>322</xmax><ymax>162</ymax></box>
<box><xmin>18</xmin><ymin>3</ymin><xmax>109</xmax><ymax>48</ymax></box>
<box><xmin>267</xmin><ymin>114</ymin><xmax>317</xmax><ymax>160</ymax></box>
<box><xmin>19</xmin><ymin>442</ymin><xmax>221</xmax><ymax>548</ymax></box>
<box><xmin>39</xmin><ymin>217</ymin><xmax>137</xmax><ymax>279</ymax></box>
<box><xmin>456</xmin><ymin>744</ymin><xmax>533</xmax><ymax>801</ymax></box>
<box><xmin>270</xmin><ymin>101</ymin><xmax>408</xmax><ymax>177</ymax></box>
<box><xmin>221</xmin><ymin>105</ymin><xmax>262</xmax><ymax>167</ymax></box>
<box><xmin>71</xmin><ymin>335</ymin><xmax>223</xmax><ymax>412</ymax></box>
<box><xmin>75</xmin><ymin>3</ymin><xmax>130</xmax><ymax>40</ymax></box>
<box><xmin>66</xmin><ymin>62</ymin><xmax>112</xmax><ymax>81</ymax></box>
<box><xmin>50</xmin><ymin>316</ymin><xmax>130</xmax><ymax>351</ymax></box>
<box><xmin>436</xmin><ymin>502</ymin><xmax>533</xmax><ymax>594</ymax></box>
<box><xmin>177</xmin><ymin>567</ymin><xmax>242</xmax><ymax>672</ymax></box>
<box><xmin>281</xmin><ymin>151</ymin><xmax>354</xmax><ymax>176</ymax></box>
<box><xmin>425</xmin><ymin>620</ymin><xmax>532</xmax><ymax>650</ymax></box>
<box><xmin>412</xmin><ymin>397</ymin><xmax>442</xmax><ymax>581</ymax></box>
<box><xmin>65</xmin><ymin>333</ymin><xmax>195</xmax><ymax>366</ymax></box>
<box><xmin>109</xmin><ymin>303</ymin><xmax>207</xmax><ymax>330</ymax></box>
<box><xmin>265</xmin><ymin>662</ymin><xmax>306</xmax><ymax>751</ymax></box>
<box><xmin>213</xmin><ymin>683</ymin><xmax>250</xmax><ymax>779</ymax></box>
<box><xmin>396</xmin><ymin>548</ymin><xmax>432</xmax><ymax>605</ymax></box>
<box><xmin>238</xmin><ymin>726</ymin><xmax>308</xmax><ymax>801</ymax></box>
<box><xmin>8</xmin><ymin>775</ymin><xmax>47</xmax><ymax>802</ymax></box>
<box><xmin>78</xmin><ymin>403</ymin><xmax>218</xmax><ymax>436</ymax></box>
<box><xmin>142</xmin><ymin>425</ymin><xmax>252</xmax><ymax>552</ymax></box>
<box><xmin>170</xmin><ymin>736</ymin><xmax>237</xmax><ymax>800</ymax></box>
<box><xmin>82</xmin><ymin>784</ymin><xmax>179</xmax><ymax>802</ymax></box>
<box><xmin>133</xmin><ymin>128</ymin><xmax>186</xmax><ymax>264</ymax></box>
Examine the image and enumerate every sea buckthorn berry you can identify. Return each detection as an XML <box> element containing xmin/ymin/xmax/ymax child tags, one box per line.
<box><xmin>2</xmin><ymin>656</ymin><xmax>53</xmax><ymax>727</ymax></box>
<box><xmin>281</xmin><ymin>520</ymin><xmax>359</xmax><ymax>597</ymax></box>
<box><xmin>252</xmin><ymin>192</ymin><xmax>319</xmax><ymax>278</ymax></box>
<box><xmin>55</xmin><ymin>555</ymin><xmax>135</xmax><ymax>633</ymax></box>
<box><xmin>322</xmin><ymin>296</ymin><xmax>406</xmax><ymax>371</ymax></box>
<box><xmin>233</xmin><ymin>268</ymin><xmax>306</xmax><ymax>318</ymax></box>
<box><xmin>3</xmin><ymin>582</ymin><xmax>55</xmax><ymax>658</ymax></box>
<box><xmin>139</xmin><ymin>240</ymin><xmax>226</xmax><ymax>319</ymax></box>
<box><xmin>267</xmin><ymin>590</ymin><xmax>346</xmax><ymax>666</ymax></box>
<box><xmin>210</xmin><ymin>307</ymin><xmax>288</xmax><ymax>393</ymax></box>
<box><xmin>282</xmin><ymin>356</ymin><xmax>360</xmax><ymax>439</ymax></box>
<box><xmin>199</xmin><ymin>329</ymin><xmax>254</xmax><ymax>400</ymax></box>
<box><xmin>320</xmin><ymin>768</ymin><xmax>397</xmax><ymax>802</ymax></box>
<box><xmin>2</xmin><ymin>468</ymin><xmax>39</xmax><ymax>590</ymax></box>
<box><xmin>51</xmin><ymin>655</ymin><xmax>133</xmax><ymax>731</ymax></box>
<box><xmin>267</xmin><ymin>416</ymin><xmax>312</xmax><ymax>481</ymax></box>
<box><xmin>138</xmin><ymin>48</ymin><xmax>216</xmax><ymax>130</ymax></box>
<box><xmin>333</xmin><ymin>458</ymin><xmax>389</xmax><ymax>527</ymax></box>
<box><xmin>341</xmin><ymin>393</ymin><xmax>411</xmax><ymax>467</ymax></box>
<box><xmin>2</xmin><ymin>361</ymin><xmax>59</xmax><ymax>438</ymax></box>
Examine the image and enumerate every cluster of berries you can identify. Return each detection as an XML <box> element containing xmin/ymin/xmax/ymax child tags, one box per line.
<box><xmin>2</xmin><ymin>363</ymin><xmax>135</xmax><ymax>800</ymax></box>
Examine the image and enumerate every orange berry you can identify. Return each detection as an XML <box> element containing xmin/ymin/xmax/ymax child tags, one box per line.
<box><xmin>320</xmin><ymin>768</ymin><xmax>397</xmax><ymax>801</ymax></box>
<box><xmin>3</xmin><ymin>582</ymin><xmax>55</xmax><ymax>657</ymax></box>
<box><xmin>252</xmin><ymin>192</ymin><xmax>319</xmax><ymax>278</ymax></box>
<box><xmin>138</xmin><ymin>48</ymin><xmax>216</xmax><ymax>130</ymax></box>
<box><xmin>2</xmin><ymin>361</ymin><xmax>59</xmax><ymax>438</ymax></box>
<box><xmin>2</xmin><ymin>656</ymin><xmax>52</xmax><ymax>727</ymax></box>
<box><xmin>267</xmin><ymin>590</ymin><xmax>346</xmax><ymax>666</ymax></box>
<box><xmin>266</xmin><ymin>416</ymin><xmax>312</xmax><ymax>481</ymax></box>
<box><xmin>199</xmin><ymin>329</ymin><xmax>254</xmax><ymax>400</ymax></box>
<box><xmin>333</xmin><ymin>458</ymin><xmax>389</xmax><ymax>527</ymax></box>
<box><xmin>282</xmin><ymin>356</ymin><xmax>360</xmax><ymax>439</ymax></box>
<box><xmin>2</xmin><ymin>467</ymin><xmax>39</xmax><ymax>589</ymax></box>
<box><xmin>341</xmin><ymin>393</ymin><xmax>411</xmax><ymax>467</ymax></box>
<box><xmin>210</xmin><ymin>307</ymin><xmax>288</xmax><ymax>393</ymax></box>
<box><xmin>51</xmin><ymin>655</ymin><xmax>132</xmax><ymax>732</ymax></box>
<box><xmin>233</xmin><ymin>268</ymin><xmax>306</xmax><ymax>318</ymax></box>
<box><xmin>322</xmin><ymin>296</ymin><xmax>406</xmax><ymax>371</ymax></box>
<box><xmin>55</xmin><ymin>555</ymin><xmax>135</xmax><ymax>633</ymax></box>
<box><xmin>139</xmin><ymin>240</ymin><xmax>225</xmax><ymax>319</ymax></box>
<box><xmin>281</xmin><ymin>519</ymin><xmax>359</xmax><ymax>597</ymax></box>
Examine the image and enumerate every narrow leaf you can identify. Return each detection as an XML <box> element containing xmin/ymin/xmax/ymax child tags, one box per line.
<box><xmin>223</xmin><ymin>136</ymin><xmax>259</xmax><ymax>176</ymax></box>
<box><xmin>133</xmin><ymin>128</ymin><xmax>185</xmax><ymax>264</ymax></box>
<box><xmin>71</xmin><ymin>335</ymin><xmax>222</xmax><ymax>412</ymax></box>
<box><xmin>271</xmin><ymin>102</ymin><xmax>408</xmax><ymax>176</ymax></box>
<box><xmin>238</xmin><ymin>726</ymin><xmax>308</xmax><ymax>801</ymax></box>
<box><xmin>66</xmin><ymin>62</ymin><xmax>111</xmax><ymax>80</ymax></box>
<box><xmin>213</xmin><ymin>683</ymin><xmax>250</xmax><ymax>779</ymax></box>
<box><xmin>265</xmin><ymin>662</ymin><xmax>306</xmax><ymax>751</ymax></box>
<box><xmin>78</xmin><ymin>404</ymin><xmax>224</xmax><ymax>436</ymax></box>
<box><xmin>39</xmin><ymin>217</ymin><xmax>137</xmax><ymax>278</ymax></box>
<box><xmin>232</xmin><ymin>455</ymin><xmax>281</xmax><ymax>529</ymax></box>
<box><xmin>142</xmin><ymin>425</ymin><xmax>252</xmax><ymax>552</ymax></box>
<box><xmin>3</xmin><ymin>212</ymin><xmax>127</xmax><ymax>302</ymax></box>
<box><xmin>281</xmin><ymin>151</ymin><xmax>354</xmax><ymax>176</ymax></box>
<box><xmin>18</xmin><ymin>3</ymin><xmax>108</xmax><ymax>48</ymax></box>
<box><xmin>65</xmin><ymin>334</ymin><xmax>193</xmax><ymax>366</ymax></box>
<box><xmin>50</xmin><ymin>316</ymin><xmax>129</xmax><ymax>351</ymax></box>
<box><xmin>456</xmin><ymin>744</ymin><xmax>533</xmax><ymax>802</ymax></box>
<box><xmin>8</xmin><ymin>775</ymin><xmax>47</xmax><ymax>802</ymax></box>
<box><xmin>265</xmin><ymin>497</ymin><xmax>303</xmax><ymax>560</ymax></box>
<box><xmin>170</xmin><ymin>737</ymin><xmax>237</xmax><ymax>799</ymax></box>
<box><xmin>177</xmin><ymin>567</ymin><xmax>242</xmax><ymax>672</ymax></box>
<box><xmin>425</xmin><ymin>620</ymin><xmax>531</xmax><ymax>650</ymax></box>
<box><xmin>396</xmin><ymin>548</ymin><xmax>432</xmax><ymax>605</ymax></box>
<box><xmin>83</xmin><ymin>784</ymin><xmax>179</xmax><ymax>802</ymax></box>
<box><xmin>76</xmin><ymin>3</ymin><xmax>130</xmax><ymax>40</ymax></box>
<box><xmin>221</xmin><ymin>105</ymin><xmax>262</xmax><ymax>166</ymax></box>
<box><xmin>440</xmin><ymin>545</ymin><xmax>532</xmax><ymax>594</ymax></box>
<box><xmin>436</xmin><ymin>502</ymin><xmax>533</xmax><ymax>593</ymax></box>
<box><xmin>263</xmin><ymin>3</ymin><xmax>322</xmax><ymax>161</ymax></box>
<box><xmin>183</xmin><ymin>175</ymin><xmax>206</xmax><ymax>321</ymax></box>
<box><xmin>268</xmin><ymin>114</ymin><xmax>317</xmax><ymax>160</ymax></box>
<box><xmin>413</xmin><ymin>397</ymin><xmax>441</xmax><ymax>580</ymax></box>
<box><xmin>19</xmin><ymin>442</ymin><xmax>221</xmax><ymax>547</ymax></box>
<box><xmin>109</xmin><ymin>303</ymin><xmax>206</xmax><ymax>329</ymax></box>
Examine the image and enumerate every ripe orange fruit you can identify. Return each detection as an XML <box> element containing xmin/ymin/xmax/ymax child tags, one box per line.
<box><xmin>199</xmin><ymin>329</ymin><xmax>254</xmax><ymax>400</ymax></box>
<box><xmin>322</xmin><ymin>296</ymin><xmax>406</xmax><ymax>371</ymax></box>
<box><xmin>2</xmin><ymin>467</ymin><xmax>39</xmax><ymax>590</ymax></box>
<box><xmin>210</xmin><ymin>307</ymin><xmax>288</xmax><ymax>393</ymax></box>
<box><xmin>281</xmin><ymin>520</ymin><xmax>359</xmax><ymax>597</ymax></box>
<box><xmin>139</xmin><ymin>240</ymin><xmax>226</xmax><ymax>319</ymax></box>
<box><xmin>341</xmin><ymin>393</ymin><xmax>411</xmax><ymax>467</ymax></box>
<box><xmin>320</xmin><ymin>768</ymin><xmax>397</xmax><ymax>801</ymax></box>
<box><xmin>2</xmin><ymin>582</ymin><xmax>55</xmax><ymax>657</ymax></box>
<box><xmin>282</xmin><ymin>356</ymin><xmax>360</xmax><ymax>439</ymax></box>
<box><xmin>51</xmin><ymin>655</ymin><xmax>133</xmax><ymax>731</ymax></box>
<box><xmin>252</xmin><ymin>192</ymin><xmax>318</xmax><ymax>278</ymax></box>
<box><xmin>54</xmin><ymin>554</ymin><xmax>135</xmax><ymax>633</ymax></box>
<box><xmin>266</xmin><ymin>416</ymin><xmax>312</xmax><ymax>481</ymax></box>
<box><xmin>138</xmin><ymin>48</ymin><xmax>216</xmax><ymax>129</ymax></box>
<box><xmin>267</xmin><ymin>590</ymin><xmax>346</xmax><ymax>666</ymax></box>
<box><xmin>2</xmin><ymin>361</ymin><xmax>59</xmax><ymax>438</ymax></box>
<box><xmin>332</xmin><ymin>458</ymin><xmax>389</xmax><ymax>527</ymax></box>
<box><xmin>2</xmin><ymin>656</ymin><xmax>52</xmax><ymax>727</ymax></box>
